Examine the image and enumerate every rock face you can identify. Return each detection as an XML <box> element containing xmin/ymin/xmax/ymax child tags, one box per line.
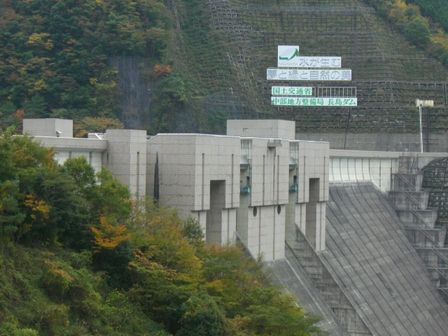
<box><xmin>110</xmin><ymin>56</ymin><xmax>152</xmax><ymax>129</ymax></box>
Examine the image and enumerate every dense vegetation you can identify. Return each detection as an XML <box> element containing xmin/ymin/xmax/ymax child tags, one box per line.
<box><xmin>0</xmin><ymin>0</ymin><xmax>173</xmax><ymax>129</ymax></box>
<box><xmin>0</xmin><ymin>131</ymin><xmax>319</xmax><ymax>335</ymax></box>
<box><xmin>364</xmin><ymin>0</ymin><xmax>448</xmax><ymax>66</ymax></box>
<box><xmin>3</xmin><ymin>0</ymin><xmax>448</xmax><ymax>136</ymax></box>
<box><xmin>408</xmin><ymin>0</ymin><xmax>448</xmax><ymax>32</ymax></box>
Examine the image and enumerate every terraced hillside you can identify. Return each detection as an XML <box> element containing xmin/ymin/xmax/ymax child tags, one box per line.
<box><xmin>169</xmin><ymin>0</ymin><xmax>448</xmax><ymax>147</ymax></box>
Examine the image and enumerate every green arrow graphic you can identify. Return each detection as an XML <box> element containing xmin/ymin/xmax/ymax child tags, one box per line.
<box><xmin>279</xmin><ymin>48</ymin><xmax>300</xmax><ymax>60</ymax></box>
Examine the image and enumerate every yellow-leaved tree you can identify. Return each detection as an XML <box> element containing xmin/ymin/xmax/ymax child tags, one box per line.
<box><xmin>91</xmin><ymin>215</ymin><xmax>130</xmax><ymax>250</ymax></box>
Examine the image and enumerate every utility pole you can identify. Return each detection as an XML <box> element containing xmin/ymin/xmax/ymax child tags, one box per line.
<box><xmin>415</xmin><ymin>99</ymin><xmax>434</xmax><ymax>153</ymax></box>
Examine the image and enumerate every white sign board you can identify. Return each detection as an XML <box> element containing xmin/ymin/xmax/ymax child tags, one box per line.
<box><xmin>271</xmin><ymin>96</ymin><xmax>358</xmax><ymax>107</ymax></box>
<box><xmin>267</xmin><ymin>68</ymin><xmax>352</xmax><ymax>81</ymax></box>
<box><xmin>278</xmin><ymin>45</ymin><xmax>300</xmax><ymax>67</ymax></box>
<box><xmin>278</xmin><ymin>56</ymin><xmax>341</xmax><ymax>68</ymax></box>
<box><xmin>415</xmin><ymin>99</ymin><xmax>434</xmax><ymax>107</ymax></box>
<box><xmin>271</xmin><ymin>86</ymin><xmax>313</xmax><ymax>96</ymax></box>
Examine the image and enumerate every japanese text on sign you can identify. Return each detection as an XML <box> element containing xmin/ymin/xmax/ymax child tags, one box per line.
<box><xmin>271</xmin><ymin>96</ymin><xmax>358</xmax><ymax>107</ymax></box>
<box><xmin>271</xmin><ymin>86</ymin><xmax>313</xmax><ymax>96</ymax></box>
<box><xmin>267</xmin><ymin>68</ymin><xmax>352</xmax><ymax>81</ymax></box>
<box><xmin>278</xmin><ymin>57</ymin><xmax>341</xmax><ymax>68</ymax></box>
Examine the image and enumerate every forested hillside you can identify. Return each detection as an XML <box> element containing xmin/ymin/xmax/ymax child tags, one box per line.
<box><xmin>409</xmin><ymin>0</ymin><xmax>448</xmax><ymax>31</ymax></box>
<box><xmin>3</xmin><ymin>0</ymin><xmax>448</xmax><ymax>137</ymax></box>
<box><xmin>0</xmin><ymin>131</ymin><xmax>319</xmax><ymax>335</ymax></box>
<box><xmin>364</xmin><ymin>0</ymin><xmax>448</xmax><ymax>64</ymax></box>
<box><xmin>0</xmin><ymin>0</ymin><xmax>173</xmax><ymax>130</ymax></box>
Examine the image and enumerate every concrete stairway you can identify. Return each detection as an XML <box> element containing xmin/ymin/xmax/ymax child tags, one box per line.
<box><xmin>268</xmin><ymin>258</ymin><xmax>345</xmax><ymax>336</ymax></box>
<box><xmin>274</xmin><ymin>182</ymin><xmax>448</xmax><ymax>335</ymax></box>
<box><xmin>389</xmin><ymin>156</ymin><xmax>448</xmax><ymax>294</ymax></box>
<box><xmin>284</xmin><ymin>235</ymin><xmax>372</xmax><ymax>335</ymax></box>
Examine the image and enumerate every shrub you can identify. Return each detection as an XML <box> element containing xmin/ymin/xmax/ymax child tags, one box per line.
<box><xmin>0</xmin><ymin>320</ymin><xmax>38</xmax><ymax>336</ymax></box>
<box><xmin>176</xmin><ymin>292</ymin><xmax>229</xmax><ymax>336</ymax></box>
<box><xmin>40</xmin><ymin>260</ymin><xmax>75</xmax><ymax>301</ymax></box>
<box><xmin>403</xmin><ymin>17</ymin><xmax>431</xmax><ymax>46</ymax></box>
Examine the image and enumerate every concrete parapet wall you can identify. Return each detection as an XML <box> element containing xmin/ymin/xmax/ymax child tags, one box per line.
<box><xmin>34</xmin><ymin>136</ymin><xmax>107</xmax><ymax>151</ymax></box>
<box><xmin>330</xmin><ymin>150</ymin><xmax>448</xmax><ymax>192</ymax></box>
<box><xmin>227</xmin><ymin>119</ymin><xmax>295</xmax><ymax>140</ymax></box>
<box><xmin>296</xmin><ymin>132</ymin><xmax>448</xmax><ymax>153</ymax></box>
<box><xmin>32</xmin><ymin>136</ymin><xmax>106</xmax><ymax>173</ymax></box>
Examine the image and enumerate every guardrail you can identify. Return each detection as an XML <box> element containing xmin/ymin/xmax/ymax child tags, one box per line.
<box><xmin>391</xmin><ymin>173</ymin><xmax>448</xmax><ymax>292</ymax></box>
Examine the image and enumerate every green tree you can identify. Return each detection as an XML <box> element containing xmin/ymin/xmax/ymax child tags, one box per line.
<box><xmin>92</xmin><ymin>169</ymin><xmax>131</xmax><ymax>223</ymax></box>
<box><xmin>0</xmin><ymin>181</ymin><xmax>25</xmax><ymax>244</ymax></box>
<box><xmin>176</xmin><ymin>292</ymin><xmax>229</xmax><ymax>336</ymax></box>
<box><xmin>151</xmin><ymin>73</ymin><xmax>189</xmax><ymax>133</ymax></box>
<box><xmin>62</xmin><ymin>157</ymin><xmax>96</xmax><ymax>190</ymax></box>
<box><xmin>0</xmin><ymin>134</ymin><xmax>320</xmax><ymax>336</ymax></box>
<box><xmin>18</xmin><ymin>166</ymin><xmax>89</xmax><ymax>246</ymax></box>
<box><xmin>182</xmin><ymin>217</ymin><xmax>204</xmax><ymax>249</ymax></box>
<box><xmin>0</xmin><ymin>129</ymin><xmax>25</xmax><ymax>243</ymax></box>
<box><xmin>202</xmin><ymin>245</ymin><xmax>319</xmax><ymax>336</ymax></box>
<box><xmin>404</xmin><ymin>17</ymin><xmax>431</xmax><ymax>47</ymax></box>
<box><xmin>0</xmin><ymin>133</ymin><xmax>93</xmax><ymax>246</ymax></box>
<box><xmin>23</xmin><ymin>95</ymin><xmax>48</xmax><ymax>118</ymax></box>
<box><xmin>128</xmin><ymin>203</ymin><xmax>203</xmax><ymax>332</ymax></box>
<box><xmin>0</xmin><ymin>321</ymin><xmax>38</xmax><ymax>336</ymax></box>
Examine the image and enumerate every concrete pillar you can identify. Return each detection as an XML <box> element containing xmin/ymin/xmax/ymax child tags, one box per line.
<box><xmin>289</xmin><ymin>141</ymin><xmax>330</xmax><ymax>252</ymax></box>
<box><xmin>104</xmin><ymin>129</ymin><xmax>147</xmax><ymax>199</ymax></box>
<box><xmin>206</xmin><ymin>180</ymin><xmax>226</xmax><ymax>244</ymax></box>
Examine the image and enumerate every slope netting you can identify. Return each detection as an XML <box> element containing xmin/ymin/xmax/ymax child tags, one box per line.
<box><xmin>423</xmin><ymin>158</ymin><xmax>448</xmax><ymax>228</ymax></box>
<box><xmin>172</xmin><ymin>0</ymin><xmax>448</xmax><ymax>133</ymax></box>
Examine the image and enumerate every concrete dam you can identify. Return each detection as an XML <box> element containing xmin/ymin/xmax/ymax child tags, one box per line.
<box><xmin>24</xmin><ymin>118</ymin><xmax>448</xmax><ymax>335</ymax></box>
<box><xmin>272</xmin><ymin>183</ymin><xmax>448</xmax><ymax>335</ymax></box>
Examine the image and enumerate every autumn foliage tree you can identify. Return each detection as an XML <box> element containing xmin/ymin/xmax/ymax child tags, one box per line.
<box><xmin>0</xmin><ymin>134</ymin><xmax>320</xmax><ymax>335</ymax></box>
<box><xmin>91</xmin><ymin>215</ymin><xmax>133</xmax><ymax>288</ymax></box>
<box><xmin>0</xmin><ymin>0</ymin><xmax>171</xmax><ymax>124</ymax></box>
<box><xmin>126</xmin><ymin>203</ymin><xmax>319</xmax><ymax>335</ymax></box>
<box><xmin>365</xmin><ymin>0</ymin><xmax>448</xmax><ymax>65</ymax></box>
<box><xmin>0</xmin><ymin>134</ymin><xmax>131</xmax><ymax>249</ymax></box>
<box><xmin>91</xmin><ymin>216</ymin><xmax>130</xmax><ymax>250</ymax></box>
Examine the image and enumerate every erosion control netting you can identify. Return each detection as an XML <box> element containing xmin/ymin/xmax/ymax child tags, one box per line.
<box><xmin>423</xmin><ymin>158</ymin><xmax>448</xmax><ymax>229</ymax></box>
<box><xmin>172</xmin><ymin>0</ymin><xmax>448</xmax><ymax>133</ymax></box>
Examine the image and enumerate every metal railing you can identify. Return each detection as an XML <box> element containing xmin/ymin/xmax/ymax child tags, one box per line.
<box><xmin>391</xmin><ymin>172</ymin><xmax>448</xmax><ymax>293</ymax></box>
<box><xmin>398</xmin><ymin>155</ymin><xmax>419</xmax><ymax>174</ymax></box>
